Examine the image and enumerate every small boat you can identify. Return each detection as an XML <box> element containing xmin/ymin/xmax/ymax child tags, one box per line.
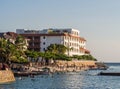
<box><xmin>98</xmin><ymin>72</ymin><xmax>120</xmax><ymax>76</ymax></box>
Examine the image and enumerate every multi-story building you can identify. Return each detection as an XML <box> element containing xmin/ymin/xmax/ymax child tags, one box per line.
<box><xmin>16</xmin><ymin>28</ymin><xmax>90</xmax><ymax>56</ymax></box>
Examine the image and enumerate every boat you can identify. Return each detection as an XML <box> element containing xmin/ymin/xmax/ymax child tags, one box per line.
<box><xmin>98</xmin><ymin>72</ymin><xmax>120</xmax><ymax>76</ymax></box>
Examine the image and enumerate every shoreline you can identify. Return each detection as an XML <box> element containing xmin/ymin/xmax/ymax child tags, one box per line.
<box><xmin>12</xmin><ymin>60</ymin><xmax>108</xmax><ymax>77</ymax></box>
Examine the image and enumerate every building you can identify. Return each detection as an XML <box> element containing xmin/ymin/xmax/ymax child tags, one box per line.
<box><xmin>16</xmin><ymin>28</ymin><xmax>90</xmax><ymax>56</ymax></box>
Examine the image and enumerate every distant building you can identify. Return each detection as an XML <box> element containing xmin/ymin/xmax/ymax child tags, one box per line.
<box><xmin>16</xmin><ymin>28</ymin><xmax>90</xmax><ymax>56</ymax></box>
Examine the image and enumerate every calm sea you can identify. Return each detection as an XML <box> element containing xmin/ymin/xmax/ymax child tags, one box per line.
<box><xmin>1</xmin><ymin>63</ymin><xmax>120</xmax><ymax>89</ymax></box>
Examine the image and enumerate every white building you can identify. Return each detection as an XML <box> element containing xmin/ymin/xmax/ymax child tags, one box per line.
<box><xmin>16</xmin><ymin>28</ymin><xmax>90</xmax><ymax>56</ymax></box>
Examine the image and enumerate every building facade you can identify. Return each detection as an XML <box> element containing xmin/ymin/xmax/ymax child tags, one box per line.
<box><xmin>16</xmin><ymin>28</ymin><xmax>90</xmax><ymax>56</ymax></box>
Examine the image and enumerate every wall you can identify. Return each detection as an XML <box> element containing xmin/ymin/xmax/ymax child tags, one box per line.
<box><xmin>0</xmin><ymin>70</ymin><xmax>15</xmax><ymax>84</ymax></box>
<box><xmin>49</xmin><ymin>60</ymin><xmax>96</xmax><ymax>72</ymax></box>
<box><xmin>40</xmin><ymin>36</ymin><xmax>63</xmax><ymax>51</ymax></box>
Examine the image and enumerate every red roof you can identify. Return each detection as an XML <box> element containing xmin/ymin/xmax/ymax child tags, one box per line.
<box><xmin>5</xmin><ymin>32</ymin><xmax>18</xmax><ymax>39</ymax></box>
<box><xmin>80</xmin><ymin>47</ymin><xmax>90</xmax><ymax>54</ymax></box>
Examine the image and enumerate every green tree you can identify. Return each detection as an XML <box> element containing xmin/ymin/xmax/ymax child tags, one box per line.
<box><xmin>72</xmin><ymin>54</ymin><xmax>97</xmax><ymax>61</ymax></box>
<box><xmin>0</xmin><ymin>38</ymin><xmax>8</xmax><ymax>62</ymax></box>
<box><xmin>25</xmin><ymin>50</ymin><xmax>39</xmax><ymax>62</ymax></box>
<box><xmin>14</xmin><ymin>35</ymin><xmax>28</xmax><ymax>63</ymax></box>
<box><xmin>0</xmin><ymin>35</ymin><xmax>28</xmax><ymax>64</ymax></box>
<box><xmin>55</xmin><ymin>54</ymin><xmax>72</xmax><ymax>61</ymax></box>
<box><xmin>47</xmin><ymin>44</ymin><xmax>67</xmax><ymax>54</ymax></box>
<box><xmin>0</xmin><ymin>38</ymin><xmax>17</xmax><ymax>63</ymax></box>
<box><xmin>15</xmin><ymin>35</ymin><xmax>28</xmax><ymax>51</ymax></box>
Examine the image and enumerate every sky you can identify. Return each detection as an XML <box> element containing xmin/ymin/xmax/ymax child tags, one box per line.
<box><xmin>0</xmin><ymin>0</ymin><xmax>120</xmax><ymax>62</ymax></box>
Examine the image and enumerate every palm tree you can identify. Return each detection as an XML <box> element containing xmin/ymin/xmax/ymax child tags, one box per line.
<box><xmin>15</xmin><ymin>35</ymin><xmax>27</xmax><ymax>51</ymax></box>
<box><xmin>0</xmin><ymin>38</ymin><xmax>17</xmax><ymax>64</ymax></box>
<box><xmin>14</xmin><ymin>35</ymin><xmax>28</xmax><ymax>63</ymax></box>
<box><xmin>0</xmin><ymin>38</ymin><xmax>8</xmax><ymax>62</ymax></box>
<box><xmin>46</xmin><ymin>44</ymin><xmax>70</xmax><ymax>63</ymax></box>
<box><xmin>5</xmin><ymin>42</ymin><xmax>17</xmax><ymax>63</ymax></box>
<box><xmin>0</xmin><ymin>35</ymin><xmax>28</xmax><ymax>64</ymax></box>
<box><xmin>47</xmin><ymin>44</ymin><xmax>67</xmax><ymax>54</ymax></box>
<box><xmin>47</xmin><ymin>44</ymin><xmax>58</xmax><ymax>54</ymax></box>
<box><xmin>57</xmin><ymin>44</ymin><xmax>68</xmax><ymax>54</ymax></box>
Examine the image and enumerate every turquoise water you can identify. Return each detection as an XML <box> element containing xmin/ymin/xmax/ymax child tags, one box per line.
<box><xmin>1</xmin><ymin>63</ymin><xmax>120</xmax><ymax>89</ymax></box>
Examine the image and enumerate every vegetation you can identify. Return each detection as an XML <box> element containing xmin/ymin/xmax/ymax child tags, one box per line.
<box><xmin>72</xmin><ymin>55</ymin><xmax>97</xmax><ymax>61</ymax></box>
<box><xmin>0</xmin><ymin>35</ymin><xmax>28</xmax><ymax>64</ymax></box>
<box><xmin>46</xmin><ymin>44</ymin><xmax>72</xmax><ymax>61</ymax></box>
<box><xmin>55</xmin><ymin>54</ymin><xmax>72</xmax><ymax>61</ymax></box>
<box><xmin>0</xmin><ymin>36</ymin><xmax>97</xmax><ymax>65</ymax></box>
<box><xmin>46</xmin><ymin>44</ymin><xmax>67</xmax><ymax>54</ymax></box>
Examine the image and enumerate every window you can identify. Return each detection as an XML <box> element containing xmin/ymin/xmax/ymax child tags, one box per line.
<box><xmin>43</xmin><ymin>48</ymin><xmax>46</xmax><ymax>51</ymax></box>
<box><xmin>43</xmin><ymin>36</ymin><xmax>45</xmax><ymax>39</ymax></box>
<box><xmin>43</xmin><ymin>42</ymin><xmax>45</xmax><ymax>45</ymax></box>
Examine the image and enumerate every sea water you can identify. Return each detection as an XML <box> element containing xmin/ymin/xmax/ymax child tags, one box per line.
<box><xmin>0</xmin><ymin>63</ymin><xmax>120</xmax><ymax>89</ymax></box>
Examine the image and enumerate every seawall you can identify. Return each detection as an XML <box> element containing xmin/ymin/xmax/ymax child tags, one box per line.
<box><xmin>47</xmin><ymin>60</ymin><xmax>96</xmax><ymax>72</ymax></box>
<box><xmin>0</xmin><ymin>70</ymin><xmax>15</xmax><ymax>84</ymax></box>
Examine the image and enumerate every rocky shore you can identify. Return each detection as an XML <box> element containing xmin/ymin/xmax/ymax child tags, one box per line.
<box><xmin>47</xmin><ymin>60</ymin><xmax>96</xmax><ymax>72</ymax></box>
<box><xmin>11</xmin><ymin>60</ymin><xmax>108</xmax><ymax>77</ymax></box>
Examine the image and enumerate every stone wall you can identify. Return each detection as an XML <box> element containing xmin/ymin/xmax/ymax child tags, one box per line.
<box><xmin>0</xmin><ymin>70</ymin><xmax>15</xmax><ymax>84</ymax></box>
<box><xmin>49</xmin><ymin>60</ymin><xmax>96</xmax><ymax>72</ymax></box>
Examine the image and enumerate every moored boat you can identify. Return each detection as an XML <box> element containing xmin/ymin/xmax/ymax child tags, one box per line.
<box><xmin>98</xmin><ymin>72</ymin><xmax>120</xmax><ymax>76</ymax></box>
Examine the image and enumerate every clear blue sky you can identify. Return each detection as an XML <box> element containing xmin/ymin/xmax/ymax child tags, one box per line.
<box><xmin>0</xmin><ymin>0</ymin><xmax>120</xmax><ymax>62</ymax></box>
